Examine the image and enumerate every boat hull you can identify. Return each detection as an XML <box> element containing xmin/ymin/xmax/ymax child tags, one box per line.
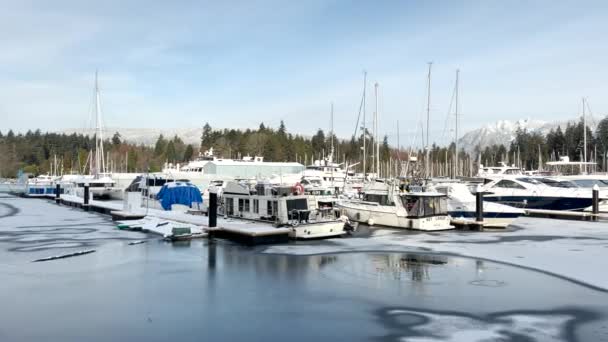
<box><xmin>289</xmin><ymin>220</ymin><xmax>345</xmax><ymax>239</ymax></box>
<box><xmin>337</xmin><ymin>202</ymin><xmax>453</xmax><ymax>231</ymax></box>
<box><xmin>484</xmin><ymin>196</ymin><xmax>593</xmax><ymax>211</ymax></box>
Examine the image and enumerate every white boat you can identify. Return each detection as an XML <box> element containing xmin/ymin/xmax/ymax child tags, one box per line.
<box><xmin>67</xmin><ymin>71</ymin><xmax>122</xmax><ymax>200</ymax></box>
<box><xmin>480</xmin><ymin>176</ymin><xmax>596</xmax><ymax>211</ymax></box>
<box><xmin>477</xmin><ymin>162</ymin><xmax>524</xmax><ymax>179</ymax></box>
<box><xmin>336</xmin><ymin>181</ymin><xmax>453</xmax><ymax>231</ymax></box>
<box><xmin>163</xmin><ymin>148</ymin><xmax>305</xmax><ymax>189</ymax></box>
<box><xmin>221</xmin><ymin>181</ymin><xmax>346</xmax><ymax>239</ymax></box>
<box><xmin>431</xmin><ymin>182</ymin><xmax>524</xmax><ymax>227</ymax></box>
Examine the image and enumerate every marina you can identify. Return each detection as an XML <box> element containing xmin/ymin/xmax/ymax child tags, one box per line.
<box><xmin>1</xmin><ymin>193</ymin><xmax>608</xmax><ymax>341</ymax></box>
<box><xmin>3</xmin><ymin>2</ymin><xmax>608</xmax><ymax>340</ymax></box>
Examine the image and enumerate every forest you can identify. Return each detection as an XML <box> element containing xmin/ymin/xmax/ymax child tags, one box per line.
<box><xmin>1</xmin><ymin>117</ymin><xmax>607</xmax><ymax>178</ymax></box>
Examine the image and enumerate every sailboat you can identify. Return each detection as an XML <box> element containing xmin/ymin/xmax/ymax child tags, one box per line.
<box><xmin>73</xmin><ymin>71</ymin><xmax>120</xmax><ymax>200</ymax></box>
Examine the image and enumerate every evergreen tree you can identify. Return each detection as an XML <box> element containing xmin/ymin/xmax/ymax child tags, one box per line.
<box><xmin>183</xmin><ymin>144</ymin><xmax>194</xmax><ymax>162</ymax></box>
<box><xmin>111</xmin><ymin>132</ymin><xmax>122</xmax><ymax>146</ymax></box>
<box><xmin>154</xmin><ymin>134</ymin><xmax>167</xmax><ymax>156</ymax></box>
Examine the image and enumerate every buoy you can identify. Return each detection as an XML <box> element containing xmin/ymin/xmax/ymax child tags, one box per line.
<box><xmin>367</xmin><ymin>218</ymin><xmax>375</xmax><ymax>226</ymax></box>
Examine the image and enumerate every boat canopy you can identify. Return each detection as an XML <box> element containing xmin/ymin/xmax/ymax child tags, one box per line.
<box><xmin>156</xmin><ymin>181</ymin><xmax>203</xmax><ymax>210</ymax></box>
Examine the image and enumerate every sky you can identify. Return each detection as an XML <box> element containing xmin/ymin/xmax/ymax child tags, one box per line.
<box><xmin>1</xmin><ymin>0</ymin><xmax>607</xmax><ymax>147</ymax></box>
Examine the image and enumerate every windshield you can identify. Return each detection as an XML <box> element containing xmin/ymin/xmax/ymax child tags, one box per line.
<box><xmin>401</xmin><ymin>195</ymin><xmax>448</xmax><ymax>217</ymax></box>
<box><xmin>534</xmin><ymin>178</ymin><xmax>577</xmax><ymax>188</ymax></box>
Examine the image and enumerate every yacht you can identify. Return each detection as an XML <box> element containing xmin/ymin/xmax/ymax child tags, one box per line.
<box><xmin>336</xmin><ymin>181</ymin><xmax>453</xmax><ymax>231</ymax></box>
<box><xmin>220</xmin><ymin>181</ymin><xmax>346</xmax><ymax>239</ymax></box>
<box><xmin>431</xmin><ymin>182</ymin><xmax>524</xmax><ymax>227</ymax></box>
<box><xmin>163</xmin><ymin>148</ymin><xmax>305</xmax><ymax>189</ymax></box>
<box><xmin>477</xmin><ymin>162</ymin><xmax>524</xmax><ymax>179</ymax></box>
<box><xmin>480</xmin><ymin>176</ymin><xmax>596</xmax><ymax>211</ymax></box>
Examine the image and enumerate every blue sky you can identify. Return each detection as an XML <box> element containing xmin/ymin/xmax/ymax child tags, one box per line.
<box><xmin>1</xmin><ymin>0</ymin><xmax>607</xmax><ymax>147</ymax></box>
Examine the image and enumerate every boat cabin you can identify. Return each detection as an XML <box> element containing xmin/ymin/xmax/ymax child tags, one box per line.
<box><xmin>222</xmin><ymin>182</ymin><xmax>312</xmax><ymax>225</ymax></box>
<box><xmin>401</xmin><ymin>193</ymin><xmax>448</xmax><ymax>218</ymax></box>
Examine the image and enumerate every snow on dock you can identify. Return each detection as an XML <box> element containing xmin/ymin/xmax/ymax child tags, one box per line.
<box><xmin>59</xmin><ymin>194</ymin><xmax>289</xmax><ymax>243</ymax></box>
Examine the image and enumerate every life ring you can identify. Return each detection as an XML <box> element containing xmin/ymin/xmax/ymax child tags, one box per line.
<box><xmin>293</xmin><ymin>182</ymin><xmax>304</xmax><ymax>195</ymax></box>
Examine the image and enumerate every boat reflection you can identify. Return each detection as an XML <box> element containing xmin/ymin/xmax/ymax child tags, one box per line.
<box><xmin>371</xmin><ymin>253</ymin><xmax>448</xmax><ymax>282</ymax></box>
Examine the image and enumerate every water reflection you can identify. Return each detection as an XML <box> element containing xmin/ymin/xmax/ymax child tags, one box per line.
<box><xmin>371</xmin><ymin>253</ymin><xmax>447</xmax><ymax>282</ymax></box>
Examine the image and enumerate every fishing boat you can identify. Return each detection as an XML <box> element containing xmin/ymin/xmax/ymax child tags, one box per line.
<box><xmin>220</xmin><ymin>181</ymin><xmax>346</xmax><ymax>239</ymax></box>
<box><xmin>336</xmin><ymin>181</ymin><xmax>453</xmax><ymax>231</ymax></box>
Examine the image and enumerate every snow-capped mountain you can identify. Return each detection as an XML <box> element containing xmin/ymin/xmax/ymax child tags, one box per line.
<box><xmin>457</xmin><ymin>117</ymin><xmax>595</xmax><ymax>153</ymax></box>
<box><xmin>60</xmin><ymin>127</ymin><xmax>203</xmax><ymax>146</ymax></box>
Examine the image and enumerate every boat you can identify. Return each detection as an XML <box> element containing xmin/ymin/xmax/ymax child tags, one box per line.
<box><xmin>336</xmin><ymin>181</ymin><xmax>453</xmax><ymax>231</ymax></box>
<box><xmin>164</xmin><ymin>226</ymin><xmax>194</xmax><ymax>241</ymax></box>
<box><xmin>477</xmin><ymin>162</ymin><xmax>524</xmax><ymax>179</ymax></box>
<box><xmin>430</xmin><ymin>182</ymin><xmax>524</xmax><ymax>227</ymax></box>
<box><xmin>69</xmin><ymin>71</ymin><xmax>121</xmax><ymax>200</ymax></box>
<box><xmin>480</xmin><ymin>176</ymin><xmax>596</xmax><ymax>211</ymax></box>
<box><xmin>220</xmin><ymin>181</ymin><xmax>346</xmax><ymax>239</ymax></box>
<box><xmin>163</xmin><ymin>148</ymin><xmax>305</xmax><ymax>189</ymax></box>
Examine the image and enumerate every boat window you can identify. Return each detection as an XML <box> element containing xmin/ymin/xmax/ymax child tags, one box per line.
<box><xmin>505</xmin><ymin>169</ymin><xmax>520</xmax><ymax>174</ymax></box>
<box><xmin>267</xmin><ymin>200</ymin><xmax>277</xmax><ymax>216</ymax></box>
<box><xmin>238</xmin><ymin>198</ymin><xmax>244</xmax><ymax>212</ymax></box>
<box><xmin>516</xmin><ymin>177</ymin><xmax>540</xmax><ymax>184</ymax></box>
<box><xmin>226</xmin><ymin>198</ymin><xmax>234</xmax><ymax>215</ymax></box>
<box><xmin>244</xmin><ymin>199</ymin><xmax>250</xmax><ymax>212</ymax></box>
<box><xmin>535</xmin><ymin>178</ymin><xmax>576</xmax><ymax>188</ymax></box>
<box><xmin>253</xmin><ymin>199</ymin><xmax>259</xmax><ymax>213</ymax></box>
<box><xmin>286</xmin><ymin>198</ymin><xmax>308</xmax><ymax>212</ymax></box>
<box><xmin>364</xmin><ymin>193</ymin><xmax>392</xmax><ymax>206</ymax></box>
<box><xmin>572</xmin><ymin>179</ymin><xmax>608</xmax><ymax>188</ymax></box>
<box><xmin>494</xmin><ymin>180</ymin><xmax>525</xmax><ymax>189</ymax></box>
<box><xmin>402</xmin><ymin>196</ymin><xmax>448</xmax><ymax>217</ymax></box>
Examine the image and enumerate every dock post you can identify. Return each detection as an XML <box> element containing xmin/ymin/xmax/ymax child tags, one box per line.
<box><xmin>55</xmin><ymin>184</ymin><xmax>61</xmax><ymax>204</ymax></box>
<box><xmin>209</xmin><ymin>192</ymin><xmax>217</xmax><ymax>228</ymax></box>
<box><xmin>592</xmin><ymin>184</ymin><xmax>599</xmax><ymax>221</ymax></box>
<box><xmin>475</xmin><ymin>185</ymin><xmax>484</xmax><ymax>223</ymax></box>
<box><xmin>83</xmin><ymin>184</ymin><xmax>90</xmax><ymax>212</ymax></box>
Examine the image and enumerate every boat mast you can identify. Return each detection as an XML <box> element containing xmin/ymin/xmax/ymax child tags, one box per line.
<box><xmin>454</xmin><ymin>69</ymin><xmax>459</xmax><ymax>178</ymax></box>
<box><xmin>583</xmin><ymin>97</ymin><xmax>587</xmax><ymax>174</ymax></box>
<box><xmin>362</xmin><ymin>71</ymin><xmax>367</xmax><ymax>178</ymax></box>
<box><xmin>425</xmin><ymin>62</ymin><xmax>433</xmax><ymax>178</ymax></box>
<box><xmin>330</xmin><ymin>102</ymin><xmax>334</xmax><ymax>188</ymax></box>
<box><xmin>94</xmin><ymin>70</ymin><xmax>105</xmax><ymax>178</ymax></box>
<box><xmin>374</xmin><ymin>82</ymin><xmax>379</xmax><ymax>178</ymax></box>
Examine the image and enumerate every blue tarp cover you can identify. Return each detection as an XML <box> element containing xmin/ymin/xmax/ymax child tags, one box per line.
<box><xmin>156</xmin><ymin>181</ymin><xmax>203</xmax><ymax>211</ymax></box>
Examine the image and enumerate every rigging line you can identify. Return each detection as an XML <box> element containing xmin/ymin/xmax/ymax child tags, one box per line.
<box><xmin>439</xmin><ymin>79</ymin><xmax>457</xmax><ymax>146</ymax></box>
<box><xmin>352</xmin><ymin>73</ymin><xmax>366</xmax><ymax>140</ymax></box>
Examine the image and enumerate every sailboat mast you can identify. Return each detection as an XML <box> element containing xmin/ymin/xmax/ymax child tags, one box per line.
<box><xmin>583</xmin><ymin>97</ymin><xmax>587</xmax><ymax>174</ymax></box>
<box><xmin>94</xmin><ymin>71</ymin><xmax>105</xmax><ymax>177</ymax></box>
<box><xmin>362</xmin><ymin>71</ymin><xmax>367</xmax><ymax>177</ymax></box>
<box><xmin>374</xmin><ymin>82</ymin><xmax>380</xmax><ymax>177</ymax></box>
<box><xmin>454</xmin><ymin>69</ymin><xmax>460</xmax><ymax>178</ymax></box>
<box><xmin>425</xmin><ymin>62</ymin><xmax>433</xmax><ymax>178</ymax></box>
<box><xmin>330</xmin><ymin>102</ymin><xmax>334</xmax><ymax>158</ymax></box>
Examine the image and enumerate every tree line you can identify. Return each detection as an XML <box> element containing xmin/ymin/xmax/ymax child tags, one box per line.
<box><xmin>2</xmin><ymin>115</ymin><xmax>607</xmax><ymax>178</ymax></box>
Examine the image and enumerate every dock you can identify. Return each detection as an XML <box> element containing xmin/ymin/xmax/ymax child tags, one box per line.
<box><xmin>524</xmin><ymin>208</ymin><xmax>606</xmax><ymax>221</ymax></box>
<box><xmin>56</xmin><ymin>194</ymin><xmax>292</xmax><ymax>245</ymax></box>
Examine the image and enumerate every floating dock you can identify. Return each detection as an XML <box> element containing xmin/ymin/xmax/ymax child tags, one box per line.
<box><xmin>56</xmin><ymin>194</ymin><xmax>292</xmax><ymax>245</ymax></box>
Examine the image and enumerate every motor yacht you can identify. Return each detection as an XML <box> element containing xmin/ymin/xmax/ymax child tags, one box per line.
<box><xmin>430</xmin><ymin>182</ymin><xmax>524</xmax><ymax>227</ymax></box>
<box><xmin>480</xmin><ymin>176</ymin><xmax>596</xmax><ymax>211</ymax></box>
<box><xmin>336</xmin><ymin>181</ymin><xmax>453</xmax><ymax>231</ymax></box>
